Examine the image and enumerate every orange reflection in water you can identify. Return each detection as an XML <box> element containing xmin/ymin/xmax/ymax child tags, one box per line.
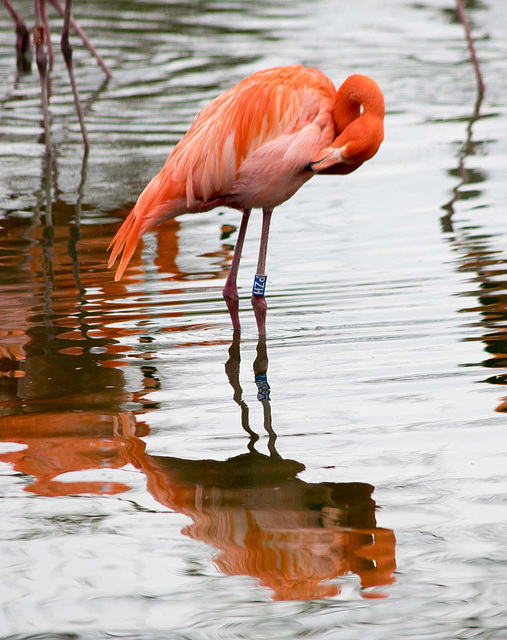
<box><xmin>116</xmin><ymin>419</ymin><xmax>396</xmax><ymax>601</ymax></box>
<box><xmin>0</xmin><ymin>407</ymin><xmax>150</xmax><ymax>497</ymax></box>
<box><xmin>111</xmin><ymin>336</ymin><xmax>396</xmax><ymax>601</ymax></box>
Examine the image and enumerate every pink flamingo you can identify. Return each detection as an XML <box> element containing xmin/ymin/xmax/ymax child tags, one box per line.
<box><xmin>108</xmin><ymin>65</ymin><xmax>385</xmax><ymax>334</ymax></box>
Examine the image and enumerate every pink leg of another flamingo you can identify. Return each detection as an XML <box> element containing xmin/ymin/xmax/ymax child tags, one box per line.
<box><xmin>223</xmin><ymin>208</ymin><xmax>251</xmax><ymax>331</ymax></box>
<box><xmin>34</xmin><ymin>0</ymin><xmax>51</xmax><ymax>155</ymax></box>
<box><xmin>60</xmin><ymin>0</ymin><xmax>89</xmax><ymax>149</ymax></box>
<box><xmin>456</xmin><ymin>0</ymin><xmax>485</xmax><ymax>95</ymax></box>
<box><xmin>40</xmin><ymin>0</ymin><xmax>53</xmax><ymax>66</ymax></box>
<box><xmin>48</xmin><ymin>0</ymin><xmax>112</xmax><ymax>78</ymax></box>
<box><xmin>251</xmin><ymin>208</ymin><xmax>272</xmax><ymax>336</ymax></box>
<box><xmin>3</xmin><ymin>0</ymin><xmax>31</xmax><ymax>70</ymax></box>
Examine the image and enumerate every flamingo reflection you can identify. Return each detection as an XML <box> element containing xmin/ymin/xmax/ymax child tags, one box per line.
<box><xmin>113</xmin><ymin>334</ymin><xmax>396</xmax><ymax>601</ymax></box>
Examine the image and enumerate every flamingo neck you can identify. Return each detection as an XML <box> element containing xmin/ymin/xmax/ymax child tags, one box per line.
<box><xmin>332</xmin><ymin>75</ymin><xmax>385</xmax><ymax>163</ymax></box>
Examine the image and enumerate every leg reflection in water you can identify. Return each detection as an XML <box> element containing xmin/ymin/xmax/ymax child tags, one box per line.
<box><xmin>114</xmin><ymin>334</ymin><xmax>397</xmax><ymax>601</ymax></box>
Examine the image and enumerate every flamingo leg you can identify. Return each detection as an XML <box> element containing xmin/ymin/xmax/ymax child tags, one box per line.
<box><xmin>223</xmin><ymin>208</ymin><xmax>251</xmax><ymax>331</ymax></box>
<box><xmin>34</xmin><ymin>0</ymin><xmax>51</xmax><ymax>155</ymax></box>
<box><xmin>3</xmin><ymin>0</ymin><xmax>31</xmax><ymax>71</ymax></box>
<box><xmin>456</xmin><ymin>0</ymin><xmax>485</xmax><ymax>96</ymax></box>
<box><xmin>60</xmin><ymin>0</ymin><xmax>89</xmax><ymax>149</ymax></box>
<box><xmin>40</xmin><ymin>0</ymin><xmax>53</xmax><ymax>66</ymax></box>
<box><xmin>251</xmin><ymin>208</ymin><xmax>272</xmax><ymax>336</ymax></box>
<box><xmin>48</xmin><ymin>0</ymin><xmax>112</xmax><ymax>78</ymax></box>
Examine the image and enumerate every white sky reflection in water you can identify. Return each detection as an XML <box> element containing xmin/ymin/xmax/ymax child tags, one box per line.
<box><xmin>0</xmin><ymin>0</ymin><xmax>507</xmax><ymax>638</ymax></box>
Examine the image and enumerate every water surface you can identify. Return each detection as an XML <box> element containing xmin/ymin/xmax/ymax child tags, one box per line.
<box><xmin>1</xmin><ymin>0</ymin><xmax>507</xmax><ymax>638</ymax></box>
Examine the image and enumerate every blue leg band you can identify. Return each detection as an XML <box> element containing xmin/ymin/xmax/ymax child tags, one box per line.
<box><xmin>255</xmin><ymin>372</ymin><xmax>271</xmax><ymax>402</ymax></box>
<box><xmin>252</xmin><ymin>274</ymin><xmax>267</xmax><ymax>296</ymax></box>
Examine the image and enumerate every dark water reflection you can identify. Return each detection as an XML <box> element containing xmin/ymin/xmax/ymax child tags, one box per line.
<box><xmin>440</xmin><ymin>90</ymin><xmax>507</xmax><ymax>410</ymax></box>
<box><xmin>1</xmin><ymin>0</ymin><xmax>507</xmax><ymax>637</ymax></box>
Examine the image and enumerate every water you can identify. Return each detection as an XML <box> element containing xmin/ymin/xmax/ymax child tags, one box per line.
<box><xmin>1</xmin><ymin>0</ymin><xmax>507</xmax><ymax>637</ymax></box>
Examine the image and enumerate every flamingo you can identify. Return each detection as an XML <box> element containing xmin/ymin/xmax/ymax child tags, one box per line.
<box><xmin>108</xmin><ymin>65</ymin><xmax>385</xmax><ymax>334</ymax></box>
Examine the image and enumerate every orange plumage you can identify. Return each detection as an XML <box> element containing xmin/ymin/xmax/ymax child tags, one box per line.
<box><xmin>108</xmin><ymin>65</ymin><xmax>384</xmax><ymax>332</ymax></box>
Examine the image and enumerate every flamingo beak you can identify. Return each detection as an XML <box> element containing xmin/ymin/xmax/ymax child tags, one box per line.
<box><xmin>308</xmin><ymin>146</ymin><xmax>346</xmax><ymax>172</ymax></box>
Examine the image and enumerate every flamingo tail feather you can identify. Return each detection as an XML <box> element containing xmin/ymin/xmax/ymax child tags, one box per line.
<box><xmin>108</xmin><ymin>174</ymin><xmax>185</xmax><ymax>281</ymax></box>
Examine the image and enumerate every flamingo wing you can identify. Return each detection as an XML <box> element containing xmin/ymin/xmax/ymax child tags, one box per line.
<box><xmin>167</xmin><ymin>65</ymin><xmax>337</xmax><ymax>206</ymax></box>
